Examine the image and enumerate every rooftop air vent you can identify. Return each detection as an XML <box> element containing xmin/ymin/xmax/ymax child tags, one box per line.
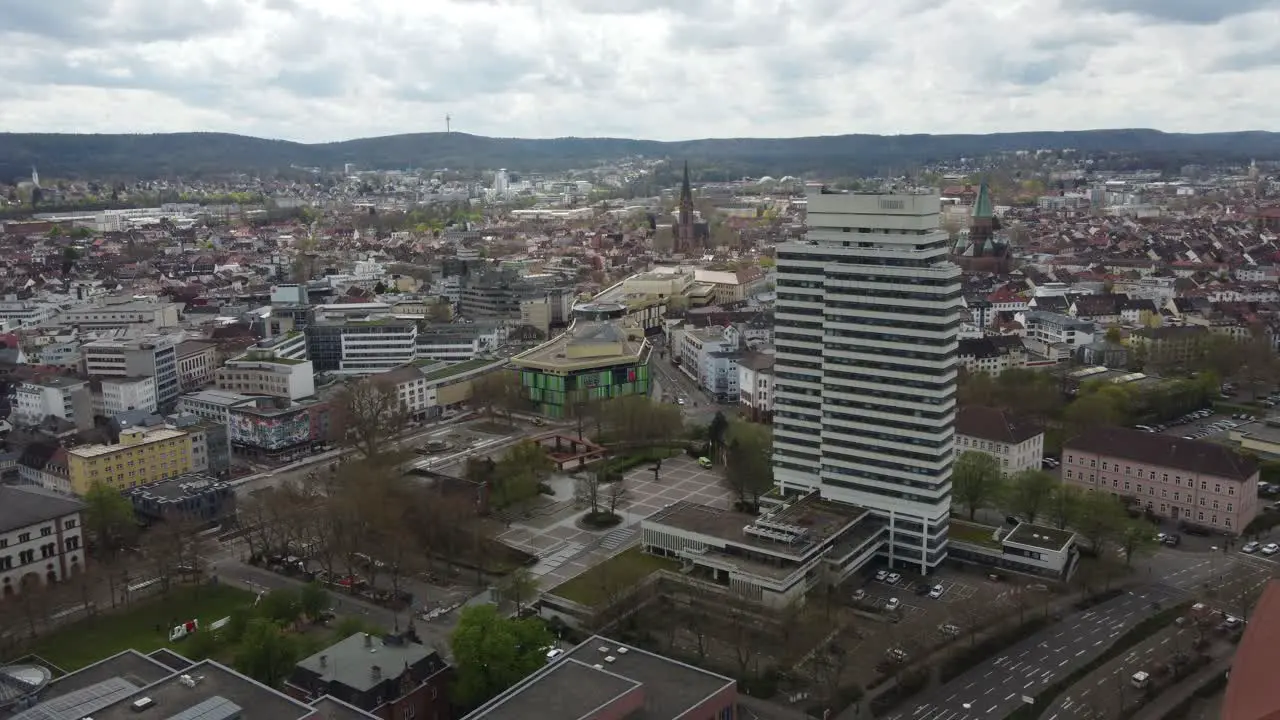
<box><xmin>616</xmin><ymin>647</ymin><xmax>629</xmax><ymax>654</ymax></box>
<box><xmin>131</xmin><ymin>696</ymin><xmax>156</xmax><ymax>711</ymax></box>
<box><xmin>605</xmin><ymin>656</ymin><xmax>617</xmax><ymax>663</ymax></box>
<box><xmin>598</xmin><ymin>646</ymin><xmax>610</xmax><ymax>653</ymax></box>
<box><xmin>593</xmin><ymin>664</ymin><xmax>604</xmax><ymax>670</ymax></box>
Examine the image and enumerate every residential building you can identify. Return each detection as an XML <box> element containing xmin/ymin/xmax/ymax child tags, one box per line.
<box><xmin>1020</xmin><ymin>310</ymin><xmax>1095</xmax><ymax>361</ymax></box>
<box><xmin>1128</xmin><ymin>325</ymin><xmax>1212</xmax><ymax>367</ymax></box>
<box><xmin>511</xmin><ymin>321</ymin><xmax>652</xmax><ymax>419</ymax></box>
<box><xmin>216</xmin><ymin>353</ymin><xmax>316</xmax><ymax>400</ymax></box>
<box><xmin>175</xmin><ymin>339</ymin><xmax>219</xmax><ymax>390</ymax></box>
<box><xmin>125</xmin><ymin>472</ymin><xmax>237</xmax><ymax>526</ymax></box>
<box><xmin>954</xmin><ymin>406</ymin><xmax>1045</xmax><ymax>476</ymax></box>
<box><xmin>66</xmin><ymin>425</ymin><xmax>193</xmax><ymax>494</ymax></box>
<box><xmin>957</xmin><ymin>336</ymin><xmax>1028</xmax><ymax>376</ymax></box>
<box><xmin>38</xmin><ymin>340</ymin><xmax>82</xmax><ymax>369</ymax></box>
<box><xmin>168</xmin><ymin>412</ymin><xmax>231</xmax><ymax>477</ymax></box>
<box><xmin>738</xmin><ymin>352</ymin><xmax>775</xmax><ymax>422</ymax></box>
<box><xmin>673</xmin><ymin>325</ymin><xmax>742</xmax><ymax>401</ymax></box>
<box><xmin>0</xmin><ymin>485</ymin><xmax>84</xmax><ymax>598</ymax></box>
<box><xmin>773</xmin><ymin>191</ymin><xmax>962</xmax><ymax>573</ymax></box>
<box><xmin>1063</xmin><ymin>427</ymin><xmax>1259</xmax><ymax>534</ymax></box>
<box><xmin>306</xmin><ymin>319</ymin><xmax>417</xmax><ymax>376</ymax></box>
<box><xmin>95</xmin><ymin>376</ymin><xmax>158</xmax><ymax>417</ymax></box>
<box><xmin>82</xmin><ymin>333</ymin><xmax>181</xmax><ymax>407</ymax></box>
<box><xmin>13</xmin><ymin>376</ymin><xmax>93</xmax><ymax>429</ymax></box>
<box><xmin>462</xmin><ymin>635</ymin><xmax>736</xmax><ymax>720</ymax></box>
<box><xmin>286</xmin><ymin>632</ymin><xmax>452</xmax><ymax>720</ymax></box>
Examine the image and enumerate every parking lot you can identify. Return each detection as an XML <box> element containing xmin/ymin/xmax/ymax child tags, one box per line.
<box><xmin>1154</xmin><ymin>410</ymin><xmax>1242</xmax><ymax>440</ymax></box>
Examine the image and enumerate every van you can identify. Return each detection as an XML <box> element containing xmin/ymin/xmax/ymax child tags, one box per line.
<box><xmin>1131</xmin><ymin>671</ymin><xmax>1150</xmax><ymax>689</ymax></box>
<box><xmin>698</xmin><ymin>457</ymin><xmax>713</xmax><ymax>469</ymax></box>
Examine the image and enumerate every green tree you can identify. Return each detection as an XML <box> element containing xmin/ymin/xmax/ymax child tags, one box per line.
<box><xmin>234</xmin><ymin>618</ymin><xmax>301</xmax><ymax>688</ymax></box>
<box><xmin>1104</xmin><ymin>327</ymin><xmax>1122</xmax><ymax>344</ymax></box>
<box><xmin>1006</xmin><ymin>470</ymin><xmax>1059</xmax><ymax>524</ymax></box>
<box><xmin>1075</xmin><ymin>493</ymin><xmax>1129</xmax><ymax>554</ymax></box>
<box><xmin>722</xmin><ymin>421</ymin><xmax>774</xmax><ymax>509</ymax></box>
<box><xmin>1119</xmin><ymin>520</ymin><xmax>1158</xmax><ymax>567</ymax></box>
<box><xmin>952</xmin><ymin>451</ymin><xmax>1005</xmax><ymax>521</ymax></box>
<box><xmin>259</xmin><ymin>587</ymin><xmax>303</xmax><ymax>627</ymax></box>
<box><xmin>1047</xmin><ymin>484</ymin><xmax>1084</xmax><ymax>530</ymax></box>
<box><xmin>707</xmin><ymin>411</ymin><xmax>730</xmax><ymax>463</ymax></box>
<box><xmin>471</xmin><ymin>371</ymin><xmax>524</xmax><ymax>426</ymax></box>
<box><xmin>492</xmin><ymin>440</ymin><xmax>553</xmax><ymax>508</ymax></box>
<box><xmin>1063</xmin><ymin>388</ymin><xmax>1126</xmax><ymax>439</ymax></box>
<box><xmin>81</xmin><ymin>481</ymin><xmax>137</xmax><ymax>556</ymax></box>
<box><xmin>373</xmin><ymin>280</ymin><xmax>388</xmax><ymax>294</ymax></box>
<box><xmin>450</xmin><ymin>604</ymin><xmax>554</xmax><ymax>707</ymax></box>
<box><xmin>299</xmin><ymin>582</ymin><xmax>330</xmax><ymax>621</ymax></box>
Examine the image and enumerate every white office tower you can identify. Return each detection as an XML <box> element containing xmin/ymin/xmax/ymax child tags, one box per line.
<box><xmin>773</xmin><ymin>190</ymin><xmax>962</xmax><ymax>573</ymax></box>
<box><xmin>494</xmin><ymin>169</ymin><xmax>509</xmax><ymax>196</ymax></box>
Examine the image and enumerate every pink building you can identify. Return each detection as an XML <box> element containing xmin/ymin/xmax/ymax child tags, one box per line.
<box><xmin>1063</xmin><ymin>427</ymin><xmax>1259</xmax><ymax>534</ymax></box>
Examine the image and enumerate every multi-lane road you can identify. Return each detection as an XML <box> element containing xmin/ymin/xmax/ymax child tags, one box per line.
<box><xmin>885</xmin><ymin>585</ymin><xmax>1182</xmax><ymax>720</ymax></box>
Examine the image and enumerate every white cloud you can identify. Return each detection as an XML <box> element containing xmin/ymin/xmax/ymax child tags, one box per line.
<box><xmin>0</xmin><ymin>0</ymin><xmax>1277</xmax><ymax>142</ymax></box>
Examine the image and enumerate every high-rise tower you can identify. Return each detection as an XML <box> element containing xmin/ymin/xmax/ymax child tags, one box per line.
<box><xmin>772</xmin><ymin>190</ymin><xmax>962</xmax><ymax>574</ymax></box>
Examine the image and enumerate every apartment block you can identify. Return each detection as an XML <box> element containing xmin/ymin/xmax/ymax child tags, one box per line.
<box><xmin>175</xmin><ymin>339</ymin><xmax>219</xmax><ymax>391</ymax></box>
<box><xmin>1063</xmin><ymin>427</ymin><xmax>1259</xmax><ymax>534</ymax></box>
<box><xmin>306</xmin><ymin>320</ymin><xmax>417</xmax><ymax>376</ymax></box>
<box><xmin>66</xmin><ymin>425</ymin><xmax>193</xmax><ymax>494</ymax></box>
<box><xmin>13</xmin><ymin>376</ymin><xmax>93</xmax><ymax>429</ymax></box>
<box><xmin>738</xmin><ymin>352</ymin><xmax>775</xmax><ymax>423</ymax></box>
<box><xmin>95</xmin><ymin>376</ymin><xmax>158</xmax><ymax>417</ymax></box>
<box><xmin>674</xmin><ymin>326</ymin><xmax>742</xmax><ymax>401</ymax></box>
<box><xmin>0</xmin><ymin>486</ymin><xmax>84</xmax><ymax>598</ymax></box>
<box><xmin>954</xmin><ymin>406</ymin><xmax>1045</xmax><ymax>476</ymax></box>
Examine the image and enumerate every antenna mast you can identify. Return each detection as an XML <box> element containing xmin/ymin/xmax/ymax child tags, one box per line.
<box><xmin>445</xmin><ymin>114</ymin><xmax>452</xmax><ymax>133</ymax></box>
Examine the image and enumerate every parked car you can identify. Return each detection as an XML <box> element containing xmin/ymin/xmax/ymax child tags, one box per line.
<box><xmin>928</xmin><ymin>584</ymin><xmax>946</xmax><ymax>599</ymax></box>
<box><xmin>886</xmin><ymin>647</ymin><xmax>908</xmax><ymax>663</ymax></box>
<box><xmin>884</xmin><ymin>598</ymin><xmax>901</xmax><ymax>612</ymax></box>
<box><xmin>874</xmin><ymin>570</ymin><xmax>888</xmax><ymax>582</ymax></box>
<box><xmin>697</xmin><ymin>456</ymin><xmax>713</xmax><ymax>468</ymax></box>
<box><xmin>886</xmin><ymin>572</ymin><xmax>902</xmax><ymax>585</ymax></box>
<box><xmin>1243</xmin><ymin>541</ymin><xmax>1261</xmax><ymax>554</ymax></box>
<box><xmin>1263</xmin><ymin>543</ymin><xmax>1279</xmax><ymax>556</ymax></box>
<box><xmin>938</xmin><ymin>623</ymin><xmax>961</xmax><ymax>636</ymax></box>
<box><xmin>1163</xmin><ymin>534</ymin><xmax>1181</xmax><ymax>547</ymax></box>
<box><xmin>852</xmin><ymin>589</ymin><xmax>867</xmax><ymax>602</ymax></box>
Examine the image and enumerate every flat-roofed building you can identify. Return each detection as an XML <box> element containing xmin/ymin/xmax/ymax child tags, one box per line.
<box><xmin>463</xmin><ymin>635</ymin><xmax>736</xmax><ymax>720</ymax></box>
<box><xmin>66</xmin><ymin>426</ymin><xmax>192</xmax><ymax>494</ymax></box>
<box><xmin>216</xmin><ymin>353</ymin><xmax>316</xmax><ymax>400</ymax></box>
<box><xmin>640</xmin><ymin>492</ymin><xmax>886</xmax><ymax>608</ymax></box>
<box><xmin>948</xmin><ymin>520</ymin><xmax>1078</xmax><ymax>579</ymax></box>
<box><xmin>1064</xmin><ymin>427</ymin><xmax>1259</xmax><ymax>534</ymax></box>
<box><xmin>175</xmin><ymin>339</ymin><xmax>219</xmax><ymax>390</ymax></box>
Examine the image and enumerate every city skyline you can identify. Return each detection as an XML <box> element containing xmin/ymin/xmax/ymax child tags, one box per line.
<box><xmin>2</xmin><ymin>0</ymin><xmax>1279</xmax><ymax>143</ymax></box>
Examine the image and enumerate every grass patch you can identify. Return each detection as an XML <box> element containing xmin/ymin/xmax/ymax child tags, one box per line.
<box><xmin>548</xmin><ymin>547</ymin><xmax>679</xmax><ymax>608</ymax></box>
<box><xmin>26</xmin><ymin>584</ymin><xmax>255</xmax><ymax>671</ymax></box>
<box><xmin>949</xmin><ymin>521</ymin><xmax>1003</xmax><ymax>549</ymax></box>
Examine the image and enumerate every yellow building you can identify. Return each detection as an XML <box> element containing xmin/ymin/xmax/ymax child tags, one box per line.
<box><xmin>67</xmin><ymin>426</ymin><xmax>193</xmax><ymax>494</ymax></box>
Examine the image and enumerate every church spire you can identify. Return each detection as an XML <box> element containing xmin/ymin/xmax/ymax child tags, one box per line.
<box><xmin>972</xmin><ymin>181</ymin><xmax>993</xmax><ymax>220</ymax></box>
<box><xmin>680</xmin><ymin>160</ymin><xmax>693</xmax><ymax>205</ymax></box>
<box><xmin>675</xmin><ymin>161</ymin><xmax>695</xmax><ymax>254</ymax></box>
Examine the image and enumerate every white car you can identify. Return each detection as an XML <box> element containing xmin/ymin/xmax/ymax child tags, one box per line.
<box><xmin>1263</xmin><ymin>543</ymin><xmax>1279</xmax><ymax>556</ymax></box>
<box><xmin>884</xmin><ymin>597</ymin><xmax>901</xmax><ymax>612</ymax></box>
<box><xmin>886</xmin><ymin>572</ymin><xmax>902</xmax><ymax>585</ymax></box>
<box><xmin>874</xmin><ymin>570</ymin><xmax>889</xmax><ymax>582</ymax></box>
<box><xmin>928</xmin><ymin>584</ymin><xmax>945</xmax><ymax>599</ymax></box>
<box><xmin>545</xmin><ymin>648</ymin><xmax>565</xmax><ymax>662</ymax></box>
<box><xmin>1243</xmin><ymin>541</ymin><xmax>1261</xmax><ymax>554</ymax></box>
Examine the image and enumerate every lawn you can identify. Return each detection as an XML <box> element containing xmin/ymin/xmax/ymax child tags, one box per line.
<box><xmin>548</xmin><ymin>547</ymin><xmax>679</xmax><ymax>608</ymax></box>
<box><xmin>949</xmin><ymin>520</ymin><xmax>1004</xmax><ymax>549</ymax></box>
<box><xmin>27</xmin><ymin>584</ymin><xmax>255</xmax><ymax>672</ymax></box>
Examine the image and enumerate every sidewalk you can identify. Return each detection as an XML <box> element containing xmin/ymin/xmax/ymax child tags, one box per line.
<box><xmin>1129</xmin><ymin>655</ymin><xmax>1232</xmax><ymax>720</ymax></box>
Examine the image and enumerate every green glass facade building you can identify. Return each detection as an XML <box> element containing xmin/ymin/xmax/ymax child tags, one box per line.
<box><xmin>519</xmin><ymin>363</ymin><xmax>651</xmax><ymax>418</ymax></box>
<box><xmin>510</xmin><ymin>321</ymin><xmax>654</xmax><ymax>419</ymax></box>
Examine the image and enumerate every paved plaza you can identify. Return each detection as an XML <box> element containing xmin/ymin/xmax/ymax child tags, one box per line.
<box><xmin>496</xmin><ymin>455</ymin><xmax>734</xmax><ymax>588</ymax></box>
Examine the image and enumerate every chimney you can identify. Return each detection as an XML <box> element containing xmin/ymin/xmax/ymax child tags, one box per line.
<box><xmin>371</xmin><ymin>665</ymin><xmax>382</xmax><ymax>683</ymax></box>
<box><xmin>319</xmin><ymin>655</ymin><xmax>327</xmax><ymax>668</ymax></box>
<box><xmin>364</xmin><ymin>633</ymin><xmax>373</xmax><ymax>648</ymax></box>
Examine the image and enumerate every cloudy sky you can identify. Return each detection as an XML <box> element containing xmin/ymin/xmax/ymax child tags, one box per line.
<box><xmin>1</xmin><ymin>0</ymin><xmax>1277</xmax><ymax>143</ymax></box>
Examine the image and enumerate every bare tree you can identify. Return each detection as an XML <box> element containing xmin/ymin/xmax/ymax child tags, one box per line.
<box><xmin>606</xmin><ymin>476</ymin><xmax>628</xmax><ymax>516</ymax></box>
<box><xmin>332</xmin><ymin>377</ymin><xmax>412</xmax><ymax>463</ymax></box>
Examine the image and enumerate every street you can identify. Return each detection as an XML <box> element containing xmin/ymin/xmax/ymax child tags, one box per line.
<box><xmin>883</xmin><ymin>585</ymin><xmax>1181</xmax><ymax>720</ymax></box>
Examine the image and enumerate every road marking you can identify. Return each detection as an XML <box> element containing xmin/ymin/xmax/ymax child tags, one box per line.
<box><xmin>1059</xmin><ymin>660</ymin><xmax>1069</xmax><ymax>667</ymax></box>
<box><xmin>1097</xmin><ymin>679</ymin><xmax>1107</xmax><ymax>686</ymax></box>
<box><xmin>1024</xmin><ymin>681</ymin><xmax>1035</xmax><ymax>689</ymax></box>
<box><xmin>1005</xmin><ymin>694</ymin><xmax>1015</xmax><ymax>701</ymax></box>
<box><xmin>1161</xmin><ymin>638</ymin><xmax>1170</xmax><ymax>645</ymax></box>
<box><xmin>947</xmin><ymin>695</ymin><xmax>956</xmax><ymax>702</ymax></box>
<box><xmin>988</xmin><ymin>706</ymin><xmax>997</xmax><ymax>714</ymax></box>
<box><xmin>984</xmin><ymin>672</ymin><xmax>993</xmax><ymax>678</ymax></box>
<box><xmin>1081</xmin><ymin>689</ymin><xmax>1090</xmax><ymax>698</ymax></box>
<box><xmin>1094</xmin><ymin>640</ymin><xmax>1103</xmax><ymax>646</ymax></box>
<box><xmin>966</xmin><ymin>683</ymin><xmax>975</xmax><ymax>689</ymax></box>
<box><xmin>1076</xmin><ymin>649</ymin><xmax>1086</xmax><ymax>656</ymax></box>
<box><xmin>1010</xmin><ymin>663</ymin><xmax>1023</xmax><ymax>671</ymax></box>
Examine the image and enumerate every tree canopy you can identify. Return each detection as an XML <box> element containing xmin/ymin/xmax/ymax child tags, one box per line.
<box><xmin>450</xmin><ymin>604</ymin><xmax>554</xmax><ymax>708</ymax></box>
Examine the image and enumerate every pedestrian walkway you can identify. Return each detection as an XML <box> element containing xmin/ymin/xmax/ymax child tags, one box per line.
<box><xmin>599</xmin><ymin>527</ymin><xmax>636</xmax><ymax>552</ymax></box>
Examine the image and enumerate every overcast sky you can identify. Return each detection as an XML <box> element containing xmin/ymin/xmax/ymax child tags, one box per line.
<box><xmin>1</xmin><ymin>0</ymin><xmax>1277</xmax><ymax>143</ymax></box>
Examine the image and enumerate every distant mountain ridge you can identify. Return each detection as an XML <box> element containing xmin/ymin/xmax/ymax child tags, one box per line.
<box><xmin>2</xmin><ymin>128</ymin><xmax>1278</xmax><ymax>180</ymax></box>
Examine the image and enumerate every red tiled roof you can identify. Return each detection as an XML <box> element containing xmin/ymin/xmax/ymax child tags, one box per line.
<box><xmin>1224</xmin><ymin>581</ymin><xmax>1280</xmax><ymax>720</ymax></box>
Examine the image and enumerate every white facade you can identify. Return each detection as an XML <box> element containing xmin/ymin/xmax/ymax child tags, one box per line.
<box><xmin>97</xmin><ymin>376</ymin><xmax>158</xmax><ymax>416</ymax></box>
<box><xmin>215</xmin><ymin>357</ymin><xmax>316</xmax><ymax>400</ymax></box>
<box><xmin>674</xmin><ymin>327</ymin><xmax>741</xmax><ymax>401</ymax></box>
<box><xmin>773</xmin><ymin>191</ymin><xmax>962</xmax><ymax>574</ymax></box>
<box><xmin>0</xmin><ymin>297</ymin><xmax>61</xmax><ymax>327</ymax></box>
<box><xmin>14</xmin><ymin>379</ymin><xmax>89</xmax><ymax>426</ymax></box>
<box><xmin>955</xmin><ymin>431</ymin><xmax>1044</xmax><ymax>476</ymax></box>
<box><xmin>0</xmin><ymin>487</ymin><xmax>85</xmax><ymax>598</ymax></box>
<box><xmin>82</xmin><ymin>334</ymin><xmax>182</xmax><ymax>406</ymax></box>
<box><xmin>738</xmin><ymin>362</ymin><xmax>774</xmax><ymax>421</ymax></box>
<box><xmin>176</xmin><ymin>389</ymin><xmax>259</xmax><ymax>427</ymax></box>
<box><xmin>339</xmin><ymin>325</ymin><xmax>417</xmax><ymax>375</ymax></box>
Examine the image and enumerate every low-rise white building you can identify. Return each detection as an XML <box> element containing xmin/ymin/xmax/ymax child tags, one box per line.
<box><xmin>96</xmin><ymin>376</ymin><xmax>158</xmax><ymax>417</ymax></box>
<box><xmin>13</xmin><ymin>377</ymin><xmax>93</xmax><ymax>429</ymax></box>
<box><xmin>215</xmin><ymin>354</ymin><xmax>316</xmax><ymax>400</ymax></box>
<box><xmin>674</xmin><ymin>326</ymin><xmax>742</xmax><ymax>401</ymax></box>
<box><xmin>0</xmin><ymin>485</ymin><xmax>85</xmax><ymax>598</ymax></box>
<box><xmin>955</xmin><ymin>406</ymin><xmax>1045</xmax><ymax>476</ymax></box>
<box><xmin>737</xmin><ymin>353</ymin><xmax>775</xmax><ymax>423</ymax></box>
<box><xmin>957</xmin><ymin>337</ymin><xmax>1028</xmax><ymax>376</ymax></box>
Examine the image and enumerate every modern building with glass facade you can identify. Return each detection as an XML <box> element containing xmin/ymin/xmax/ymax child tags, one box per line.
<box><xmin>773</xmin><ymin>190</ymin><xmax>962</xmax><ymax>574</ymax></box>
<box><xmin>510</xmin><ymin>321</ymin><xmax>652</xmax><ymax>419</ymax></box>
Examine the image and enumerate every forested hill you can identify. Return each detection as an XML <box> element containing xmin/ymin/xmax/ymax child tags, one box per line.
<box><xmin>2</xmin><ymin>128</ymin><xmax>1278</xmax><ymax>180</ymax></box>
